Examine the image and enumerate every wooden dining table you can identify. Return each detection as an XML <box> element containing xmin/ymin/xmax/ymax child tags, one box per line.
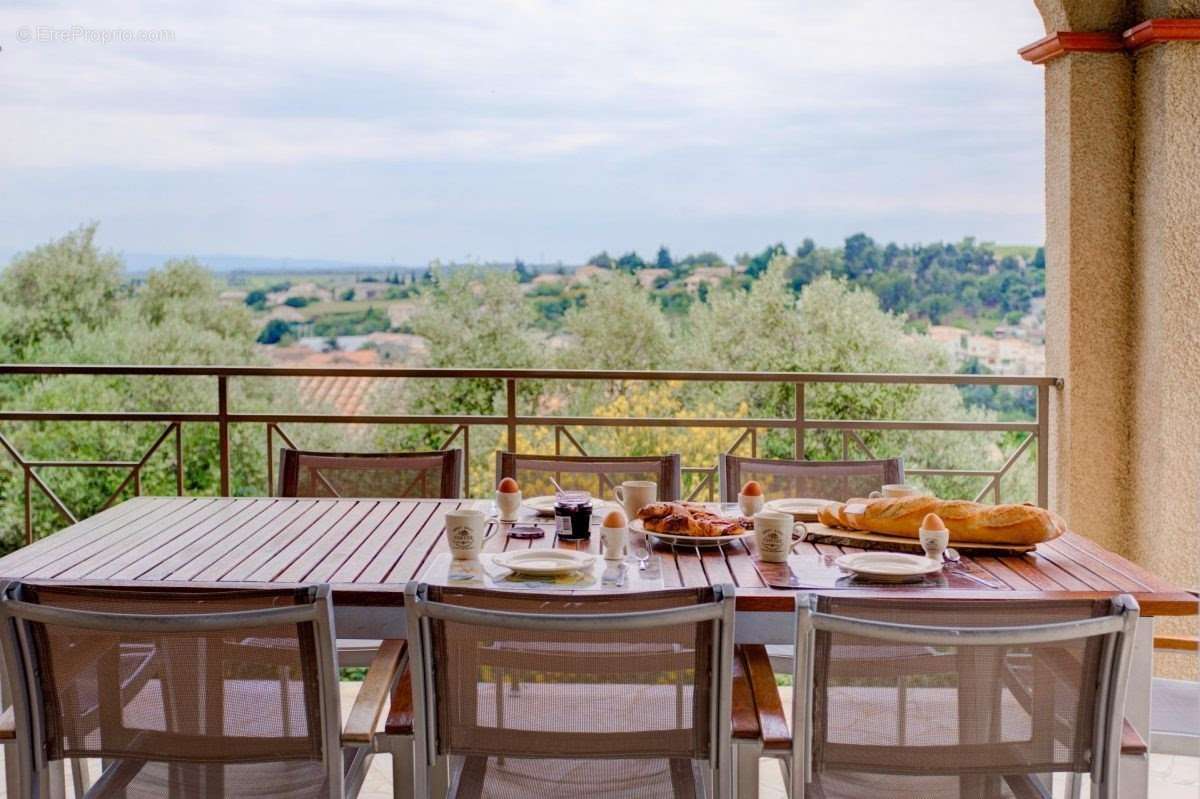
<box><xmin>0</xmin><ymin>495</ymin><xmax>1193</xmax><ymax>797</ymax></box>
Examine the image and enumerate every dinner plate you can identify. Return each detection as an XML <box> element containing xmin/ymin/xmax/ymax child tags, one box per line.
<box><xmin>628</xmin><ymin>518</ymin><xmax>748</xmax><ymax>548</ymax></box>
<box><xmin>765</xmin><ymin>497</ymin><xmax>835</xmax><ymax>522</ymax></box>
<box><xmin>523</xmin><ymin>495</ymin><xmax>617</xmax><ymax>517</ymax></box>
<box><xmin>834</xmin><ymin>552</ymin><xmax>942</xmax><ymax>583</ymax></box>
<box><xmin>491</xmin><ymin>549</ymin><xmax>596</xmax><ymax>576</ymax></box>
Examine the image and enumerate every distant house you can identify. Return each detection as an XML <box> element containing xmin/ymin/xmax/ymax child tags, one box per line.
<box><xmin>683</xmin><ymin>266</ymin><xmax>732</xmax><ymax>292</ymax></box>
<box><xmin>531</xmin><ymin>273</ymin><xmax>564</xmax><ymax>287</ymax></box>
<box><xmin>352</xmin><ymin>282</ymin><xmax>390</xmax><ymax>301</ymax></box>
<box><xmin>637</xmin><ymin>268</ymin><xmax>671</xmax><ymax>289</ymax></box>
<box><xmin>571</xmin><ymin>265</ymin><xmax>613</xmax><ymax>284</ymax></box>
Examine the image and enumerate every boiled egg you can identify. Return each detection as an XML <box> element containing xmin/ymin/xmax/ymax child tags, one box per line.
<box><xmin>603</xmin><ymin>509</ymin><xmax>627</xmax><ymax>528</ymax></box>
<box><xmin>921</xmin><ymin>512</ymin><xmax>947</xmax><ymax>531</ymax></box>
<box><xmin>741</xmin><ymin>480</ymin><xmax>763</xmax><ymax>496</ymax></box>
<box><xmin>497</xmin><ymin>477</ymin><xmax>520</xmax><ymax>493</ymax></box>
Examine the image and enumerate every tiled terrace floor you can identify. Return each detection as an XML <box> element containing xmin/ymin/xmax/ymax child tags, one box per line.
<box><xmin>1</xmin><ymin>683</ymin><xmax>1194</xmax><ymax>798</ymax></box>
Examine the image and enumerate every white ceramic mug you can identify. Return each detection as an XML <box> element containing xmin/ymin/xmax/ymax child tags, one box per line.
<box><xmin>753</xmin><ymin>509</ymin><xmax>794</xmax><ymax>563</ymax></box>
<box><xmin>601</xmin><ymin>523</ymin><xmax>627</xmax><ymax>561</ymax></box>
<box><xmin>919</xmin><ymin>527</ymin><xmax>949</xmax><ymax>562</ymax></box>
<box><xmin>869</xmin><ymin>484</ymin><xmax>919</xmax><ymax>499</ymax></box>
<box><xmin>495</xmin><ymin>489</ymin><xmax>522</xmax><ymax>522</ymax></box>
<box><xmin>738</xmin><ymin>492</ymin><xmax>765</xmax><ymax>517</ymax></box>
<box><xmin>614</xmin><ymin>481</ymin><xmax>656</xmax><ymax>519</ymax></box>
<box><xmin>445</xmin><ymin>509</ymin><xmax>494</xmax><ymax>560</ymax></box>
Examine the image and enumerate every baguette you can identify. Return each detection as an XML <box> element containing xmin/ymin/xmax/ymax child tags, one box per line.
<box><xmin>823</xmin><ymin>496</ymin><xmax>1065</xmax><ymax>545</ymax></box>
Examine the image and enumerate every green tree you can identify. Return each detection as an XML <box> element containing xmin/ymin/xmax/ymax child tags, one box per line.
<box><xmin>257</xmin><ymin>318</ymin><xmax>292</xmax><ymax>344</ymax></box>
<box><xmin>655</xmin><ymin>246</ymin><xmax>673</xmax><ymax>270</ymax></box>
<box><xmin>560</xmin><ymin>272</ymin><xmax>672</xmax><ymax>371</ymax></box>
<box><xmin>0</xmin><ymin>223</ymin><xmax>122</xmax><ymax>356</ymax></box>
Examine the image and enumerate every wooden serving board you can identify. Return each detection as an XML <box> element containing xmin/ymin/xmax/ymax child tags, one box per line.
<box><xmin>802</xmin><ymin>522</ymin><xmax>1036</xmax><ymax>555</ymax></box>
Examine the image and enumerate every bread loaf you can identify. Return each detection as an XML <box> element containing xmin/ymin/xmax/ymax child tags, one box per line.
<box><xmin>821</xmin><ymin>496</ymin><xmax>1065</xmax><ymax>545</ymax></box>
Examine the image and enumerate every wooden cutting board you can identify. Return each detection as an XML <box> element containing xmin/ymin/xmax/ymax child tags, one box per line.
<box><xmin>802</xmin><ymin>522</ymin><xmax>1036</xmax><ymax>555</ymax></box>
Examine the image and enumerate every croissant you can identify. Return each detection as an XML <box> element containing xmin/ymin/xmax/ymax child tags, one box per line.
<box><xmin>637</xmin><ymin>502</ymin><xmax>749</xmax><ymax>537</ymax></box>
<box><xmin>817</xmin><ymin>496</ymin><xmax>1065</xmax><ymax>545</ymax></box>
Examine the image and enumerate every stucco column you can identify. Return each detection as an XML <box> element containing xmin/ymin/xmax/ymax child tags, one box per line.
<box><xmin>1127</xmin><ymin>12</ymin><xmax>1200</xmax><ymax>672</ymax></box>
<box><xmin>1039</xmin><ymin>46</ymin><xmax>1135</xmax><ymax>557</ymax></box>
<box><xmin>1028</xmin><ymin>0</ymin><xmax>1200</xmax><ymax>678</ymax></box>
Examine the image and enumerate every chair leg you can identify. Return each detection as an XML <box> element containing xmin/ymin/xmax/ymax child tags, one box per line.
<box><xmin>377</xmin><ymin>735</ymin><xmax>415</xmax><ymax>799</ymax></box>
<box><xmin>431</xmin><ymin>755</ymin><xmax>449</xmax><ymax>799</ymax></box>
<box><xmin>735</xmin><ymin>743</ymin><xmax>760</xmax><ymax>799</ymax></box>
<box><xmin>777</xmin><ymin>757</ymin><xmax>794</xmax><ymax>799</ymax></box>
<box><xmin>71</xmin><ymin>758</ymin><xmax>89</xmax><ymax>797</ymax></box>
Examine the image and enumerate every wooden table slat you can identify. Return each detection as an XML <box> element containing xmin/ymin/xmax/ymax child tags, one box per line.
<box><xmin>29</xmin><ymin>499</ymin><xmax>218</xmax><ymax>580</ymax></box>
<box><xmin>91</xmin><ymin>499</ymin><xmax>268</xmax><ymax>581</ymax></box>
<box><xmin>329</xmin><ymin>502</ymin><xmax>432</xmax><ymax>583</ymax></box>
<box><xmin>305</xmin><ymin>501</ymin><xmax>413</xmax><ymax>583</ymax></box>
<box><xmin>0</xmin><ymin>498</ymin><xmax>1191</xmax><ymax>618</ymax></box>
<box><xmin>234</xmin><ymin>500</ymin><xmax>361</xmax><ymax>582</ymax></box>
<box><xmin>186</xmin><ymin>501</ymin><xmax>334</xmax><ymax>582</ymax></box>
<box><xmin>136</xmin><ymin>499</ymin><xmax>284</xmax><ymax>581</ymax></box>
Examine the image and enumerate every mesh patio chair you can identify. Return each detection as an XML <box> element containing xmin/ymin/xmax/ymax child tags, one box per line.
<box><xmin>717</xmin><ymin>456</ymin><xmax>904</xmax><ymax>503</ymax></box>
<box><xmin>0</xmin><ymin>582</ymin><xmax>404</xmax><ymax>799</ymax></box>
<box><xmin>495</xmin><ymin>452</ymin><xmax>682</xmax><ymax>502</ymax></box>
<box><xmin>277</xmin><ymin>446</ymin><xmax>463</xmax><ymax>668</ymax></box>
<box><xmin>743</xmin><ymin>593</ymin><xmax>1139</xmax><ymax>799</ymax></box>
<box><xmin>402</xmin><ymin>582</ymin><xmax>737</xmax><ymax>798</ymax></box>
<box><xmin>278</xmin><ymin>448</ymin><xmax>464</xmax><ymax>499</ymax></box>
<box><xmin>719</xmin><ymin>456</ymin><xmax>907</xmax><ymax>681</ymax></box>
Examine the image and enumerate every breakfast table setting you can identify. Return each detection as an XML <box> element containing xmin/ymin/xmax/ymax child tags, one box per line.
<box><xmin>0</xmin><ymin>473</ymin><xmax>1191</xmax><ymax>799</ymax></box>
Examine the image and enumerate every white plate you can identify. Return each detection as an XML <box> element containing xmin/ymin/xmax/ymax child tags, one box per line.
<box><xmin>629</xmin><ymin>518</ymin><xmax>748</xmax><ymax>548</ymax></box>
<box><xmin>765</xmin><ymin>498</ymin><xmax>835</xmax><ymax>521</ymax></box>
<box><xmin>523</xmin><ymin>495</ymin><xmax>617</xmax><ymax>517</ymax></box>
<box><xmin>491</xmin><ymin>549</ymin><xmax>596</xmax><ymax>576</ymax></box>
<box><xmin>834</xmin><ymin>552</ymin><xmax>942</xmax><ymax>583</ymax></box>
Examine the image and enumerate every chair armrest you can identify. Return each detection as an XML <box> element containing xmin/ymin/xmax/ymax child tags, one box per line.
<box><xmin>738</xmin><ymin>645</ymin><xmax>791</xmax><ymax>751</ymax></box>
<box><xmin>342</xmin><ymin>639</ymin><xmax>406</xmax><ymax>745</ymax></box>
<box><xmin>0</xmin><ymin>706</ymin><xmax>13</xmax><ymax>741</ymax></box>
<box><xmin>385</xmin><ymin>658</ymin><xmax>414</xmax><ymax>736</ymax></box>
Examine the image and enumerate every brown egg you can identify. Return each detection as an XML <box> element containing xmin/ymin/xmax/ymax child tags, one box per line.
<box><xmin>741</xmin><ymin>480</ymin><xmax>763</xmax><ymax>496</ymax></box>
<box><xmin>497</xmin><ymin>477</ymin><xmax>519</xmax><ymax>493</ymax></box>
<box><xmin>603</xmin><ymin>509</ymin><xmax>627</xmax><ymax>528</ymax></box>
<box><xmin>921</xmin><ymin>512</ymin><xmax>947</xmax><ymax>531</ymax></box>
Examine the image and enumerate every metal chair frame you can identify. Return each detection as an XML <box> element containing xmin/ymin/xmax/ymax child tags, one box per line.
<box><xmin>717</xmin><ymin>456</ymin><xmax>905</xmax><ymax>504</ymax></box>
<box><xmin>403</xmin><ymin>581</ymin><xmax>737</xmax><ymax>799</ymax></box>
<box><xmin>496</xmin><ymin>452</ymin><xmax>683</xmax><ymax>502</ymax></box>
<box><xmin>788</xmin><ymin>592</ymin><xmax>1141</xmax><ymax>799</ymax></box>
<box><xmin>278</xmin><ymin>447</ymin><xmax>465</xmax><ymax>499</ymax></box>
<box><xmin>0</xmin><ymin>581</ymin><xmax>370</xmax><ymax>799</ymax></box>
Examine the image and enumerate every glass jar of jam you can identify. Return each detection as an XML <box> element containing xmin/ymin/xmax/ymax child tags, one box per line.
<box><xmin>554</xmin><ymin>491</ymin><xmax>593</xmax><ymax>540</ymax></box>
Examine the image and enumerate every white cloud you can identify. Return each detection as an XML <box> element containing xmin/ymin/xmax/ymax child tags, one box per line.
<box><xmin>0</xmin><ymin>1</ymin><xmax>1048</xmax><ymax>258</ymax></box>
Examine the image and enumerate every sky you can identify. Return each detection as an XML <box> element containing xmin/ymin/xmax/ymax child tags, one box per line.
<box><xmin>0</xmin><ymin>1</ymin><xmax>1048</xmax><ymax>267</ymax></box>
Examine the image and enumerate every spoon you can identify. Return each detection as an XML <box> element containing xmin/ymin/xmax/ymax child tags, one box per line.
<box><xmin>943</xmin><ymin>548</ymin><xmax>1002</xmax><ymax>589</ymax></box>
<box><xmin>549</xmin><ymin>476</ymin><xmax>567</xmax><ymax>495</ymax></box>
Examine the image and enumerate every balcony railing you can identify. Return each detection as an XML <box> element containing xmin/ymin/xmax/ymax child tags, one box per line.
<box><xmin>0</xmin><ymin>364</ymin><xmax>1062</xmax><ymax>544</ymax></box>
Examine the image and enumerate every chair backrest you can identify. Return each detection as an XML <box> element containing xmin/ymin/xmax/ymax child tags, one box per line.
<box><xmin>278</xmin><ymin>447</ymin><xmax>463</xmax><ymax>498</ymax></box>
<box><xmin>0</xmin><ymin>582</ymin><xmax>343</xmax><ymax>796</ymax></box>
<box><xmin>789</xmin><ymin>593</ymin><xmax>1139</xmax><ymax>799</ymax></box>
<box><xmin>405</xmin><ymin>583</ymin><xmax>735</xmax><ymax>783</ymax></box>
<box><xmin>496</xmin><ymin>452</ymin><xmax>682</xmax><ymax>501</ymax></box>
<box><xmin>718</xmin><ymin>456</ymin><xmax>904</xmax><ymax>503</ymax></box>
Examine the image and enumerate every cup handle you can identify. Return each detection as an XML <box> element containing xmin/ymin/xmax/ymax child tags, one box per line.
<box><xmin>613</xmin><ymin>485</ymin><xmax>626</xmax><ymax>505</ymax></box>
<box><xmin>868</xmin><ymin>490</ymin><xmax>882</xmax><ymax>499</ymax></box>
<box><xmin>483</xmin><ymin>523</ymin><xmax>499</xmax><ymax>541</ymax></box>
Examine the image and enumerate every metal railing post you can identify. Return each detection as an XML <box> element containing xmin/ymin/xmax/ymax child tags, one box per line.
<box><xmin>793</xmin><ymin>382</ymin><xmax>806</xmax><ymax>459</ymax></box>
<box><xmin>505</xmin><ymin>379</ymin><xmax>517</xmax><ymax>453</ymax></box>
<box><xmin>218</xmin><ymin>376</ymin><xmax>230</xmax><ymax>497</ymax></box>
<box><xmin>1037</xmin><ymin>383</ymin><xmax>1050</xmax><ymax>508</ymax></box>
